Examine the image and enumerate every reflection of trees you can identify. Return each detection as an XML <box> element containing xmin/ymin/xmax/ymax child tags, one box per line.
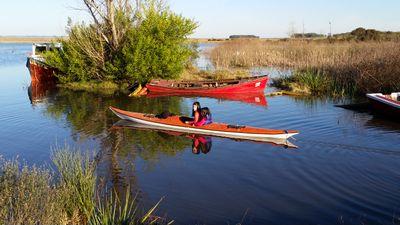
<box><xmin>42</xmin><ymin>88</ymin><xmax>191</xmax><ymax>192</ymax></box>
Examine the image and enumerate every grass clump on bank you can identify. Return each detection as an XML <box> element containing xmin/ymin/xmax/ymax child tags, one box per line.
<box><xmin>272</xmin><ymin>70</ymin><xmax>357</xmax><ymax>96</ymax></box>
<box><xmin>210</xmin><ymin>39</ymin><xmax>400</xmax><ymax>96</ymax></box>
<box><xmin>0</xmin><ymin>147</ymin><xmax>163</xmax><ymax>225</ymax></box>
<box><xmin>57</xmin><ymin>81</ymin><xmax>130</xmax><ymax>95</ymax></box>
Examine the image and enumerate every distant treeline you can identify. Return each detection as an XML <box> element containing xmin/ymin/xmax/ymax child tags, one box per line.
<box><xmin>334</xmin><ymin>27</ymin><xmax>400</xmax><ymax>41</ymax></box>
<box><xmin>229</xmin><ymin>35</ymin><xmax>260</xmax><ymax>39</ymax></box>
<box><xmin>288</xmin><ymin>27</ymin><xmax>400</xmax><ymax>41</ymax></box>
<box><xmin>291</xmin><ymin>33</ymin><xmax>326</xmax><ymax>38</ymax></box>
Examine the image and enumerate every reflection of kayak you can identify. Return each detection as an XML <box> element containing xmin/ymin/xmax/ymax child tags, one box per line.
<box><xmin>109</xmin><ymin>106</ymin><xmax>299</xmax><ymax>140</ymax></box>
<box><xmin>112</xmin><ymin>120</ymin><xmax>298</xmax><ymax>148</ymax></box>
<box><xmin>146</xmin><ymin>92</ymin><xmax>268</xmax><ymax>107</ymax></box>
<box><xmin>146</xmin><ymin>75</ymin><xmax>268</xmax><ymax>94</ymax></box>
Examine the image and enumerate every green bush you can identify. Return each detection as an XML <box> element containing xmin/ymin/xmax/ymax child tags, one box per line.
<box><xmin>44</xmin><ymin>0</ymin><xmax>198</xmax><ymax>84</ymax></box>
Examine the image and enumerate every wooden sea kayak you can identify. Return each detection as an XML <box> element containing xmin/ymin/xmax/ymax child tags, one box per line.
<box><xmin>146</xmin><ymin>75</ymin><xmax>268</xmax><ymax>94</ymax></box>
<box><xmin>109</xmin><ymin>106</ymin><xmax>299</xmax><ymax>140</ymax></box>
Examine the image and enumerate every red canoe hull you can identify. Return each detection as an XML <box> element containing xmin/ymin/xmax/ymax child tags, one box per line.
<box><xmin>27</xmin><ymin>57</ymin><xmax>57</xmax><ymax>83</ymax></box>
<box><xmin>146</xmin><ymin>76</ymin><xmax>268</xmax><ymax>94</ymax></box>
<box><xmin>367</xmin><ymin>93</ymin><xmax>400</xmax><ymax>117</ymax></box>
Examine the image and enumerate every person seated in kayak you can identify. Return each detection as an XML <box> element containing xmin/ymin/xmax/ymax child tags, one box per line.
<box><xmin>201</xmin><ymin>107</ymin><xmax>213</xmax><ymax>125</ymax></box>
<box><xmin>185</xmin><ymin>102</ymin><xmax>201</xmax><ymax>124</ymax></box>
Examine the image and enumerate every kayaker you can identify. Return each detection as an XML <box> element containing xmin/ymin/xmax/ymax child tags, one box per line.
<box><xmin>185</xmin><ymin>102</ymin><xmax>202</xmax><ymax>125</ymax></box>
<box><xmin>201</xmin><ymin>107</ymin><xmax>213</xmax><ymax>125</ymax></box>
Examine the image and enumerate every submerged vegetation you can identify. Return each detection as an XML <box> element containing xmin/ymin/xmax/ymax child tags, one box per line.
<box><xmin>44</xmin><ymin>0</ymin><xmax>197</xmax><ymax>85</ymax></box>
<box><xmin>0</xmin><ymin>147</ymin><xmax>162</xmax><ymax>225</ymax></box>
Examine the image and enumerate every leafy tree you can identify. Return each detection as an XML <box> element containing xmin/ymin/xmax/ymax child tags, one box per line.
<box><xmin>44</xmin><ymin>0</ymin><xmax>198</xmax><ymax>84</ymax></box>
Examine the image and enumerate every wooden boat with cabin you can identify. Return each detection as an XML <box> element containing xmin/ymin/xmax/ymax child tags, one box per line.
<box><xmin>26</xmin><ymin>43</ymin><xmax>60</xmax><ymax>83</ymax></box>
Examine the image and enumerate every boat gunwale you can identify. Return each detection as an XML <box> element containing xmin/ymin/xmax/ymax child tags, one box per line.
<box><xmin>366</xmin><ymin>93</ymin><xmax>400</xmax><ymax>109</ymax></box>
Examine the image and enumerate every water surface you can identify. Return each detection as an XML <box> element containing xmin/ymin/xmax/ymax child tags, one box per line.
<box><xmin>0</xmin><ymin>43</ymin><xmax>399</xmax><ymax>225</ymax></box>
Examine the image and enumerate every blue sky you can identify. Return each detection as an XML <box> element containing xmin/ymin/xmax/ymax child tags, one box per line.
<box><xmin>1</xmin><ymin>0</ymin><xmax>399</xmax><ymax>38</ymax></box>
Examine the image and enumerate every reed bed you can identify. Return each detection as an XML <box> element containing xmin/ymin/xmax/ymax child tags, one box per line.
<box><xmin>0</xmin><ymin>147</ymin><xmax>162</xmax><ymax>225</ymax></box>
<box><xmin>210</xmin><ymin>39</ymin><xmax>400</xmax><ymax>95</ymax></box>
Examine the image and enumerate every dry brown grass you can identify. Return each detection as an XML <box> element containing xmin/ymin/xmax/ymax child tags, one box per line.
<box><xmin>210</xmin><ymin>39</ymin><xmax>400</xmax><ymax>94</ymax></box>
<box><xmin>0</xmin><ymin>148</ymin><xmax>162</xmax><ymax>225</ymax></box>
<box><xmin>180</xmin><ymin>65</ymin><xmax>250</xmax><ymax>81</ymax></box>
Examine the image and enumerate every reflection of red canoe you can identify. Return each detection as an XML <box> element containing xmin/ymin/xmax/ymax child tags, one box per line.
<box><xmin>146</xmin><ymin>92</ymin><xmax>268</xmax><ymax>107</ymax></box>
<box><xmin>146</xmin><ymin>75</ymin><xmax>268</xmax><ymax>94</ymax></box>
<box><xmin>109</xmin><ymin>106</ymin><xmax>298</xmax><ymax>140</ymax></box>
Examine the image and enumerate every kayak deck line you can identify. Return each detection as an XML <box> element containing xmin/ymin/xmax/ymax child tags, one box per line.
<box><xmin>109</xmin><ymin>106</ymin><xmax>299</xmax><ymax>140</ymax></box>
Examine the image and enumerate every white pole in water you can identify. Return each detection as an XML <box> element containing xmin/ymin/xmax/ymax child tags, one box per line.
<box><xmin>32</xmin><ymin>44</ymin><xmax>35</xmax><ymax>56</ymax></box>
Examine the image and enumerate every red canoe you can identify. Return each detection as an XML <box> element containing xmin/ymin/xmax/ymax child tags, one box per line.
<box><xmin>146</xmin><ymin>75</ymin><xmax>268</xmax><ymax>94</ymax></box>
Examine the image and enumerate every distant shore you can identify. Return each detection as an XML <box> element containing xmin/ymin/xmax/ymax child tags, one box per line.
<box><xmin>0</xmin><ymin>36</ymin><xmax>65</xmax><ymax>43</ymax></box>
<box><xmin>0</xmin><ymin>36</ymin><xmax>277</xmax><ymax>44</ymax></box>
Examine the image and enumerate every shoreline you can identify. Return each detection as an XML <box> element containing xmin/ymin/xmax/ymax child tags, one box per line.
<box><xmin>0</xmin><ymin>36</ymin><xmax>64</xmax><ymax>43</ymax></box>
<box><xmin>0</xmin><ymin>36</ymin><xmax>278</xmax><ymax>44</ymax></box>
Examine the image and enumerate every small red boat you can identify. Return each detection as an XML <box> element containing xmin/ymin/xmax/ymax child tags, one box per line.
<box><xmin>366</xmin><ymin>93</ymin><xmax>400</xmax><ymax>117</ymax></box>
<box><xmin>146</xmin><ymin>75</ymin><xmax>268</xmax><ymax>94</ymax></box>
<box><xmin>26</xmin><ymin>43</ymin><xmax>60</xmax><ymax>83</ymax></box>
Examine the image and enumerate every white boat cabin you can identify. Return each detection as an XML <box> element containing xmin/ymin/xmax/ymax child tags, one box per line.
<box><xmin>31</xmin><ymin>43</ymin><xmax>62</xmax><ymax>56</ymax></box>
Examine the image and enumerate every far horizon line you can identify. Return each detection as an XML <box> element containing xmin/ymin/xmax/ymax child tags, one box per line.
<box><xmin>1</xmin><ymin>27</ymin><xmax>399</xmax><ymax>40</ymax></box>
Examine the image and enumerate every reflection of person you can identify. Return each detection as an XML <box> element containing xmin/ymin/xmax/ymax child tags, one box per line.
<box><xmin>191</xmin><ymin>135</ymin><xmax>212</xmax><ymax>154</ymax></box>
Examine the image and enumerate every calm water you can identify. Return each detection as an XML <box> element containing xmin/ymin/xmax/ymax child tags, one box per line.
<box><xmin>1</xmin><ymin>43</ymin><xmax>400</xmax><ymax>225</ymax></box>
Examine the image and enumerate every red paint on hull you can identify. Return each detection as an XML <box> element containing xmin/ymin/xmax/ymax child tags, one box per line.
<box><xmin>146</xmin><ymin>76</ymin><xmax>268</xmax><ymax>94</ymax></box>
<box><xmin>27</xmin><ymin>58</ymin><xmax>57</xmax><ymax>83</ymax></box>
<box><xmin>369</xmin><ymin>99</ymin><xmax>400</xmax><ymax>117</ymax></box>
